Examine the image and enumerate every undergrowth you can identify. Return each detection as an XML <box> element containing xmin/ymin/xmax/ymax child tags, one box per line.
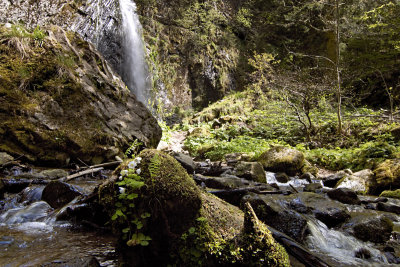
<box><xmin>179</xmin><ymin>88</ymin><xmax>400</xmax><ymax>171</ymax></box>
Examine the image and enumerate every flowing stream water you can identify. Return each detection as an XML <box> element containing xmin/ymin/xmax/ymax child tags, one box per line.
<box><xmin>119</xmin><ymin>0</ymin><xmax>150</xmax><ymax>105</ymax></box>
<box><xmin>0</xmin><ymin>184</ymin><xmax>117</xmax><ymax>266</ymax></box>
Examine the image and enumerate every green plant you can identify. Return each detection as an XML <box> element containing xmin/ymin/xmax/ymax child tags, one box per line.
<box><xmin>112</xmin><ymin>156</ymin><xmax>152</xmax><ymax>246</ymax></box>
<box><xmin>125</xmin><ymin>139</ymin><xmax>143</xmax><ymax>158</ymax></box>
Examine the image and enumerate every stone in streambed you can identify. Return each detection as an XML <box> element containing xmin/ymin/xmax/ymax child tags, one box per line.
<box><xmin>322</xmin><ymin>170</ymin><xmax>351</xmax><ymax>188</ymax></box>
<box><xmin>242</xmin><ymin>194</ymin><xmax>308</xmax><ymax>243</ymax></box>
<box><xmin>376</xmin><ymin>202</ymin><xmax>400</xmax><ymax>215</ymax></box>
<box><xmin>336</xmin><ymin>169</ymin><xmax>374</xmax><ymax>193</ymax></box>
<box><xmin>290</xmin><ymin>192</ymin><xmax>350</xmax><ymax>228</ymax></box>
<box><xmin>171</xmin><ymin>152</ymin><xmax>195</xmax><ymax>174</ymax></box>
<box><xmin>327</xmin><ymin>188</ymin><xmax>361</xmax><ymax>205</ymax></box>
<box><xmin>233</xmin><ymin>161</ymin><xmax>266</xmax><ymax>183</ymax></box>
<box><xmin>304</xmin><ymin>183</ymin><xmax>322</xmax><ymax>193</ymax></box>
<box><xmin>380</xmin><ymin>189</ymin><xmax>400</xmax><ymax>199</ymax></box>
<box><xmin>351</xmin><ymin>216</ymin><xmax>393</xmax><ymax>243</ymax></box>
<box><xmin>42</xmin><ymin>181</ymin><xmax>83</xmax><ymax>209</ymax></box>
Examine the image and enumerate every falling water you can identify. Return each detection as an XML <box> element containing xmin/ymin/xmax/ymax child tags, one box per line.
<box><xmin>119</xmin><ymin>0</ymin><xmax>150</xmax><ymax>104</ymax></box>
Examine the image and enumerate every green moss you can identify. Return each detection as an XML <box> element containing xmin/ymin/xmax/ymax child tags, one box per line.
<box><xmin>380</xmin><ymin>189</ymin><xmax>400</xmax><ymax>199</ymax></box>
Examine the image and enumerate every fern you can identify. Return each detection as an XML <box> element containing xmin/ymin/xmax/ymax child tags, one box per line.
<box><xmin>149</xmin><ymin>153</ymin><xmax>161</xmax><ymax>179</ymax></box>
<box><xmin>125</xmin><ymin>139</ymin><xmax>143</xmax><ymax>158</ymax></box>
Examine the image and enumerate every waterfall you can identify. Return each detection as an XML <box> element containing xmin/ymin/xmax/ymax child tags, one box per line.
<box><xmin>119</xmin><ymin>0</ymin><xmax>150</xmax><ymax>105</ymax></box>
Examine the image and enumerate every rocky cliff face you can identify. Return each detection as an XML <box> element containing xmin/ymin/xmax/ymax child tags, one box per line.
<box><xmin>0</xmin><ymin>0</ymin><xmax>123</xmax><ymax>75</ymax></box>
<box><xmin>0</xmin><ymin>24</ymin><xmax>161</xmax><ymax>166</ymax></box>
<box><xmin>0</xmin><ymin>0</ymin><xmax>243</xmax><ymax>110</ymax></box>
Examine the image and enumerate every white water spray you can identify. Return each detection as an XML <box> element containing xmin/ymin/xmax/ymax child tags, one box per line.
<box><xmin>119</xmin><ymin>0</ymin><xmax>149</xmax><ymax>104</ymax></box>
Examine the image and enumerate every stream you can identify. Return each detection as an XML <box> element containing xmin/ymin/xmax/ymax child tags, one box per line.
<box><xmin>0</xmin><ymin>182</ymin><xmax>117</xmax><ymax>267</ymax></box>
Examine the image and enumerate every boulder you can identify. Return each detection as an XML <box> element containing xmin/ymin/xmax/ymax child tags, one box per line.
<box><xmin>258</xmin><ymin>146</ymin><xmax>305</xmax><ymax>176</ymax></box>
<box><xmin>351</xmin><ymin>216</ymin><xmax>393</xmax><ymax>243</ymax></box>
<box><xmin>42</xmin><ymin>181</ymin><xmax>83</xmax><ymax>209</ymax></box>
<box><xmin>299</xmin><ymin>172</ymin><xmax>314</xmax><ymax>183</ymax></box>
<box><xmin>0</xmin><ymin>25</ymin><xmax>161</xmax><ymax>166</ymax></box>
<box><xmin>336</xmin><ymin>169</ymin><xmax>374</xmax><ymax>193</ymax></box>
<box><xmin>2</xmin><ymin>178</ymin><xmax>32</xmax><ymax>193</ymax></box>
<box><xmin>376</xmin><ymin>202</ymin><xmax>400</xmax><ymax>215</ymax></box>
<box><xmin>322</xmin><ymin>170</ymin><xmax>351</xmax><ymax>188</ymax></box>
<box><xmin>275</xmin><ymin>172</ymin><xmax>289</xmax><ymax>183</ymax></box>
<box><xmin>304</xmin><ymin>183</ymin><xmax>322</xmax><ymax>193</ymax></box>
<box><xmin>193</xmin><ymin>174</ymin><xmax>248</xmax><ymax>189</ymax></box>
<box><xmin>290</xmin><ymin>192</ymin><xmax>350</xmax><ymax>228</ymax></box>
<box><xmin>372</xmin><ymin>159</ymin><xmax>400</xmax><ymax>194</ymax></box>
<box><xmin>172</xmin><ymin>152</ymin><xmax>195</xmax><ymax>174</ymax></box>
<box><xmin>327</xmin><ymin>188</ymin><xmax>361</xmax><ymax>205</ymax></box>
<box><xmin>225</xmin><ymin>152</ymin><xmax>255</xmax><ymax>166</ymax></box>
<box><xmin>314</xmin><ymin>207</ymin><xmax>350</xmax><ymax>228</ymax></box>
<box><xmin>233</xmin><ymin>161</ymin><xmax>266</xmax><ymax>183</ymax></box>
<box><xmin>380</xmin><ymin>189</ymin><xmax>400</xmax><ymax>199</ymax></box>
<box><xmin>243</xmin><ymin>194</ymin><xmax>308</xmax><ymax>243</ymax></box>
<box><xmin>99</xmin><ymin>149</ymin><xmax>289</xmax><ymax>266</ymax></box>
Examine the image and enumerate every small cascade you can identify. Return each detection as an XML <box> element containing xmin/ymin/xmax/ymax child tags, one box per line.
<box><xmin>265</xmin><ymin>171</ymin><xmax>313</xmax><ymax>187</ymax></box>
<box><xmin>119</xmin><ymin>0</ymin><xmax>150</xmax><ymax>104</ymax></box>
<box><xmin>306</xmin><ymin>219</ymin><xmax>388</xmax><ymax>266</ymax></box>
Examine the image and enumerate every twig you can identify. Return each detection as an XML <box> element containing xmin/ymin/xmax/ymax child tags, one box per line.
<box><xmin>63</xmin><ymin>167</ymin><xmax>104</xmax><ymax>182</ymax></box>
<box><xmin>80</xmin><ymin>160</ymin><xmax>122</xmax><ymax>170</ymax></box>
<box><xmin>289</xmin><ymin>184</ymin><xmax>299</xmax><ymax>193</ymax></box>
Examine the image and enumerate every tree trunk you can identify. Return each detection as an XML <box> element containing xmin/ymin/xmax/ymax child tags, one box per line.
<box><xmin>335</xmin><ymin>0</ymin><xmax>342</xmax><ymax>134</ymax></box>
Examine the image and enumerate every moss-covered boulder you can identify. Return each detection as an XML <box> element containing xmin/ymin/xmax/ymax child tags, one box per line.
<box><xmin>0</xmin><ymin>24</ymin><xmax>161</xmax><ymax>166</ymax></box>
<box><xmin>258</xmin><ymin>146</ymin><xmax>305</xmax><ymax>176</ymax></box>
<box><xmin>380</xmin><ymin>189</ymin><xmax>400</xmax><ymax>199</ymax></box>
<box><xmin>99</xmin><ymin>149</ymin><xmax>289</xmax><ymax>266</ymax></box>
<box><xmin>372</xmin><ymin>159</ymin><xmax>400</xmax><ymax>194</ymax></box>
<box><xmin>234</xmin><ymin>161</ymin><xmax>266</xmax><ymax>183</ymax></box>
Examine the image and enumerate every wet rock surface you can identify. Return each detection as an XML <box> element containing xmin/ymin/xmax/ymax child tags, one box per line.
<box><xmin>350</xmin><ymin>216</ymin><xmax>394</xmax><ymax>243</ymax></box>
<box><xmin>42</xmin><ymin>181</ymin><xmax>83</xmax><ymax>209</ymax></box>
<box><xmin>327</xmin><ymin>188</ymin><xmax>361</xmax><ymax>205</ymax></box>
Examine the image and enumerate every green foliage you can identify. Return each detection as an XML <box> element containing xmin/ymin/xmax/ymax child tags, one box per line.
<box><xmin>7</xmin><ymin>24</ymin><xmax>46</xmax><ymax>44</ymax></box>
<box><xmin>112</xmin><ymin>156</ymin><xmax>152</xmax><ymax>247</ymax></box>
<box><xmin>125</xmin><ymin>139</ymin><xmax>143</xmax><ymax>158</ymax></box>
<box><xmin>305</xmin><ymin>140</ymin><xmax>398</xmax><ymax>171</ymax></box>
<box><xmin>235</xmin><ymin>8</ymin><xmax>253</xmax><ymax>29</ymax></box>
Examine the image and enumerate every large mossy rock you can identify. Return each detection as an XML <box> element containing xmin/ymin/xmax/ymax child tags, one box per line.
<box><xmin>0</xmin><ymin>25</ymin><xmax>161</xmax><ymax>166</ymax></box>
<box><xmin>258</xmin><ymin>146</ymin><xmax>305</xmax><ymax>176</ymax></box>
<box><xmin>371</xmin><ymin>159</ymin><xmax>400</xmax><ymax>194</ymax></box>
<box><xmin>99</xmin><ymin>149</ymin><xmax>289</xmax><ymax>266</ymax></box>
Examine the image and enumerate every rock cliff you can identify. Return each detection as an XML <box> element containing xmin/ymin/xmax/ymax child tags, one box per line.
<box><xmin>0</xmin><ymin>24</ymin><xmax>161</xmax><ymax>166</ymax></box>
